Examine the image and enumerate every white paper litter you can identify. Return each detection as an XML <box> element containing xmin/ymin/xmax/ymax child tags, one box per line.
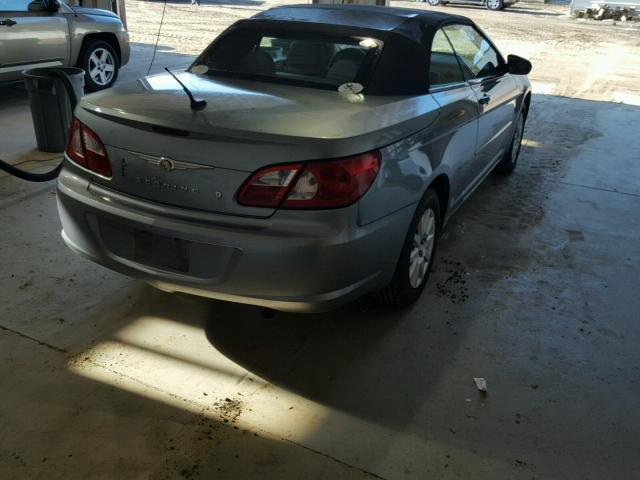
<box><xmin>473</xmin><ymin>377</ymin><xmax>487</xmax><ymax>392</ymax></box>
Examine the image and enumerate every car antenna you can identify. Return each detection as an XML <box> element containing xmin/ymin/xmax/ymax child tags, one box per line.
<box><xmin>164</xmin><ymin>67</ymin><xmax>207</xmax><ymax>111</ymax></box>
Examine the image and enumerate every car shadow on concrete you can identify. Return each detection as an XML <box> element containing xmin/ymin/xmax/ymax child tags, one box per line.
<box><xmin>0</xmin><ymin>321</ymin><xmax>357</xmax><ymax>478</ymax></box>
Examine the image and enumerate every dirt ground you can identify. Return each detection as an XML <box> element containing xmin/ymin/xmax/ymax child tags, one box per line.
<box><xmin>2</xmin><ymin>2</ymin><xmax>640</xmax><ymax>479</ymax></box>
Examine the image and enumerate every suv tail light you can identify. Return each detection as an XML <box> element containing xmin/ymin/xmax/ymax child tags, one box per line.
<box><xmin>237</xmin><ymin>151</ymin><xmax>380</xmax><ymax>209</ymax></box>
<box><xmin>65</xmin><ymin>119</ymin><xmax>112</xmax><ymax>178</ymax></box>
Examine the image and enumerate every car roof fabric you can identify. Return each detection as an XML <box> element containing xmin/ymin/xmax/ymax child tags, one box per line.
<box><xmin>252</xmin><ymin>4</ymin><xmax>471</xmax><ymax>39</ymax></box>
<box><xmin>208</xmin><ymin>5</ymin><xmax>475</xmax><ymax>95</ymax></box>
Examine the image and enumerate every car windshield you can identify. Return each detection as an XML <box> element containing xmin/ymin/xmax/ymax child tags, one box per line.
<box><xmin>193</xmin><ymin>28</ymin><xmax>384</xmax><ymax>90</ymax></box>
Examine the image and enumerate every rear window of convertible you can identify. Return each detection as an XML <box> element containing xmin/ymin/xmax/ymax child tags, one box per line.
<box><xmin>193</xmin><ymin>28</ymin><xmax>384</xmax><ymax>90</ymax></box>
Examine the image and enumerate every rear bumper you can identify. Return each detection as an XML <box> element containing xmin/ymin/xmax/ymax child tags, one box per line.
<box><xmin>56</xmin><ymin>166</ymin><xmax>412</xmax><ymax>312</ymax></box>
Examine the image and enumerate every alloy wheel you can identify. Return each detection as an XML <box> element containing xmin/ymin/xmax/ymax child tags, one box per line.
<box><xmin>409</xmin><ymin>208</ymin><xmax>436</xmax><ymax>289</ymax></box>
<box><xmin>512</xmin><ymin>114</ymin><xmax>525</xmax><ymax>164</ymax></box>
<box><xmin>88</xmin><ymin>48</ymin><xmax>116</xmax><ymax>87</ymax></box>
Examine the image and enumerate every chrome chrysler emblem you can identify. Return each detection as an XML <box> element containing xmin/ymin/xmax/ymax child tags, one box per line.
<box><xmin>159</xmin><ymin>158</ymin><xmax>174</xmax><ymax>172</ymax></box>
<box><xmin>127</xmin><ymin>151</ymin><xmax>215</xmax><ymax>172</ymax></box>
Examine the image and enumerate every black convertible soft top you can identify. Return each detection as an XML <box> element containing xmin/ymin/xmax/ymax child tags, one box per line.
<box><xmin>253</xmin><ymin>4</ymin><xmax>471</xmax><ymax>37</ymax></box>
<box><xmin>252</xmin><ymin>5</ymin><xmax>477</xmax><ymax>95</ymax></box>
<box><xmin>196</xmin><ymin>5</ymin><xmax>479</xmax><ymax>95</ymax></box>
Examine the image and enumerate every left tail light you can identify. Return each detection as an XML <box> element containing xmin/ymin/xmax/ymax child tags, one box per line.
<box><xmin>65</xmin><ymin>119</ymin><xmax>112</xmax><ymax>178</ymax></box>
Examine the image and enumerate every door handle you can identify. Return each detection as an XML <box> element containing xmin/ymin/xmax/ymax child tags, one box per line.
<box><xmin>478</xmin><ymin>95</ymin><xmax>491</xmax><ymax>105</ymax></box>
<box><xmin>0</xmin><ymin>19</ymin><xmax>18</xmax><ymax>27</ymax></box>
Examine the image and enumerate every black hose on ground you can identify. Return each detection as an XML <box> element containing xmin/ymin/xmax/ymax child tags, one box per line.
<box><xmin>0</xmin><ymin>69</ymin><xmax>78</xmax><ymax>182</ymax></box>
<box><xmin>0</xmin><ymin>158</ymin><xmax>63</xmax><ymax>182</ymax></box>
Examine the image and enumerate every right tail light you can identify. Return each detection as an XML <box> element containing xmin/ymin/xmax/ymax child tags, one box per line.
<box><xmin>237</xmin><ymin>150</ymin><xmax>381</xmax><ymax>209</ymax></box>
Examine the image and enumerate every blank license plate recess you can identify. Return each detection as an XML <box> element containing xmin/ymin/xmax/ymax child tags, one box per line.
<box><xmin>134</xmin><ymin>230</ymin><xmax>189</xmax><ymax>272</ymax></box>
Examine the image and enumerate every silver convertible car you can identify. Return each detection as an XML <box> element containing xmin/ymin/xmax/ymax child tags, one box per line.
<box><xmin>57</xmin><ymin>5</ymin><xmax>532</xmax><ymax>312</ymax></box>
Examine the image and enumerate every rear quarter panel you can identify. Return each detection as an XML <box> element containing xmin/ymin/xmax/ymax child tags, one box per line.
<box><xmin>359</xmin><ymin>75</ymin><xmax>530</xmax><ymax>228</ymax></box>
<box><xmin>358</xmin><ymin>89</ymin><xmax>478</xmax><ymax>226</ymax></box>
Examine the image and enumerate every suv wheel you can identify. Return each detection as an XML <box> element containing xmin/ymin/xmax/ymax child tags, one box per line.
<box><xmin>486</xmin><ymin>0</ymin><xmax>504</xmax><ymax>10</ymax></box>
<box><xmin>374</xmin><ymin>189</ymin><xmax>441</xmax><ymax>308</ymax></box>
<box><xmin>79</xmin><ymin>40</ymin><xmax>119</xmax><ymax>91</ymax></box>
<box><xmin>426</xmin><ymin>0</ymin><xmax>443</xmax><ymax>5</ymax></box>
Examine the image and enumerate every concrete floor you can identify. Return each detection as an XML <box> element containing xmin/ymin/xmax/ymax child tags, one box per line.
<box><xmin>2</xmin><ymin>2</ymin><xmax>640</xmax><ymax>479</ymax></box>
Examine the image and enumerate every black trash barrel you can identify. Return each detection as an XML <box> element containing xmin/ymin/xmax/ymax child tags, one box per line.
<box><xmin>22</xmin><ymin>67</ymin><xmax>85</xmax><ymax>153</ymax></box>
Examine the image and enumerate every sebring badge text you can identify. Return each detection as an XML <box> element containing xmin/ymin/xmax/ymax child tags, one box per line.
<box><xmin>134</xmin><ymin>176</ymin><xmax>201</xmax><ymax>194</ymax></box>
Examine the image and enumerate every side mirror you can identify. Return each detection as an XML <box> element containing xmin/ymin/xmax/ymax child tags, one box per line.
<box><xmin>27</xmin><ymin>0</ymin><xmax>49</xmax><ymax>12</ymax></box>
<box><xmin>506</xmin><ymin>54</ymin><xmax>532</xmax><ymax>75</ymax></box>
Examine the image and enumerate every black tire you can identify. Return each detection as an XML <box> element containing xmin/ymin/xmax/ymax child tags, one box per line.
<box><xmin>426</xmin><ymin>0</ymin><xmax>443</xmax><ymax>6</ymax></box>
<box><xmin>486</xmin><ymin>0</ymin><xmax>504</xmax><ymax>10</ymax></box>
<box><xmin>78</xmin><ymin>40</ymin><xmax>119</xmax><ymax>91</ymax></box>
<box><xmin>374</xmin><ymin>189</ymin><xmax>441</xmax><ymax>308</ymax></box>
<box><xmin>494</xmin><ymin>109</ymin><xmax>526</xmax><ymax>175</ymax></box>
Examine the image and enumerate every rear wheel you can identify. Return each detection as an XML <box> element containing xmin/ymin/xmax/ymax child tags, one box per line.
<box><xmin>426</xmin><ymin>0</ymin><xmax>443</xmax><ymax>6</ymax></box>
<box><xmin>375</xmin><ymin>189</ymin><xmax>440</xmax><ymax>308</ymax></box>
<box><xmin>78</xmin><ymin>40</ymin><xmax>119</xmax><ymax>91</ymax></box>
<box><xmin>486</xmin><ymin>0</ymin><xmax>504</xmax><ymax>10</ymax></box>
<box><xmin>494</xmin><ymin>109</ymin><xmax>525</xmax><ymax>175</ymax></box>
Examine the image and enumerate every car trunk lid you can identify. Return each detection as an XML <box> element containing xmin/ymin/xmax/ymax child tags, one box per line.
<box><xmin>76</xmin><ymin>72</ymin><xmax>439</xmax><ymax>217</ymax></box>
